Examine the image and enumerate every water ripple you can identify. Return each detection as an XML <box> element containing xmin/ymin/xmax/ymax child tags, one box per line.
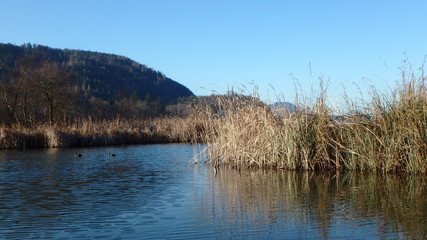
<box><xmin>0</xmin><ymin>144</ymin><xmax>426</xmax><ymax>239</ymax></box>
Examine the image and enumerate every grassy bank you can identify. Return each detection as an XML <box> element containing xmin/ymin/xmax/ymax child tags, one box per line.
<box><xmin>0</xmin><ymin>117</ymin><xmax>204</xmax><ymax>149</ymax></box>
<box><xmin>199</xmin><ymin>71</ymin><xmax>427</xmax><ymax>174</ymax></box>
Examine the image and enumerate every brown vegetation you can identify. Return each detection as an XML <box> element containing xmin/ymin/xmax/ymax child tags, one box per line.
<box><xmin>0</xmin><ymin>117</ymin><xmax>204</xmax><ymax>149</ymax></box>
<box><xmin>0</xmin><ymin>53</ymin><xmax>79</xmax><ymax>126</ymax></box>
<box><xmin>0</xmin><ymin>51</ymin><xmax>205</xmax><ymax>149</ymax></box>
<box><xmin>198</xmin><ymin>68</ymin><xmax>427</xmax><ymax>174</ymax></box>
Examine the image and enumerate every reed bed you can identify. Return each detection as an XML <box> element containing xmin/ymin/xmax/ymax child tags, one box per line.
<box><xmin>199</xmin><ymin>70</ymin><xmax>427</xmax><ymax>174</ymax></box>
<box><xmin>0</xmin><ymin>116</ymin><xmax>204</xmax><ymax>149</ymax></box>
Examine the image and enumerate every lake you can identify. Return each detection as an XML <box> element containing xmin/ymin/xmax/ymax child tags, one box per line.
<box><xmin>0</xmin><ymin>144</ymin><xmax>426</xmax><ymax>239</ymax></box>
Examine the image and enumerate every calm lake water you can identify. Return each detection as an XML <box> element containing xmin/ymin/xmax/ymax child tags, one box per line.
<box><xmin>0</xmin><ymin>144</ymin><xmax>426</xmax><ymax>239</ymax></box>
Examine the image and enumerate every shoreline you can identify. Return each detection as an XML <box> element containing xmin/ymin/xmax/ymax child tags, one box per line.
<box><xmin>0</xmin><ymin>117</ymin><xmax>203</xmax><ymax>149</ymax></box>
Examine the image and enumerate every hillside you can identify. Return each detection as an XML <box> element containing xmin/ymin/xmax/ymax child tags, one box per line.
<box><xmin>0</xmin><ymin>43</ymin><xmax>194</xmax><ymax>104</ymax></box>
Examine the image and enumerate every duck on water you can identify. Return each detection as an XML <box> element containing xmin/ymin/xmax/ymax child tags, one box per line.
<box><xmin>75</xmin><ymin>153</ymin><xmax>116</xmax><ymax>157</ymax></box>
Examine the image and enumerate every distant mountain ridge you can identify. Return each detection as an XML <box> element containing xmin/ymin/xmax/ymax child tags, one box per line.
<box><xmin>270</xmin><ymin>101</ymin><xmax>299</xmax><ymax>115</ymax></box>
<box><xmin>0</xmin><ymin>43</ymin><xmax>194</xmax><ymax>104</ymax></box>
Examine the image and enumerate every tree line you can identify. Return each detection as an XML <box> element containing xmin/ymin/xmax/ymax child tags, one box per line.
<box><xmin>0</xmin><ymin>53</ymin><xmax>194</xmax><ymax>126</ymax></box>
<box><xmin>0</xmin><ymin>53</ymin><xmax>78</xmax><ymax>125</ymax></box>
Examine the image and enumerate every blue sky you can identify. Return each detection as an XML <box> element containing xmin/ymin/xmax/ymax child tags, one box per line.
<box><xmin>1</xmin><ymin>0</ymin><xmax>427</xmax><ymax>104</ymax></box>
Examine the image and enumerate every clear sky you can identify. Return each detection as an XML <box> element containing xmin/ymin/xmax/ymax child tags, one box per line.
<box><xmin>1</xmin><ymin>0</ymin><xmax>427</xmax><ymax>105</ymax></box>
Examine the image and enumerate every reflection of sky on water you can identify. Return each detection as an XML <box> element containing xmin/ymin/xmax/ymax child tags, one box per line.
<box><xmin>0</xmin><ymin>144</ymin><xmax>195</xmax><ymax>239</ymax></box>
<box><xmin>192</xmin><ymin>169</ymin><xmax>427</xmax><ymax>239</ymax></box>
<box><xmin>0</xmin><ymin>145</ymin><xmax>426</xmax><ymax>239</ymax></box>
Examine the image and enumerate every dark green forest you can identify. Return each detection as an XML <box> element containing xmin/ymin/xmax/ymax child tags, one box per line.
<box><xmin>0</xmin><ymin>43</ymin><xmax>195</xmax><ymax>125</ymax></box>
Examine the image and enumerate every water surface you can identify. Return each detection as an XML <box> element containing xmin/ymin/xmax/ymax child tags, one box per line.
<box><xmin>0</xmin><ymin>144</ymin><xmax>426</xmax><ymax>239</ymax></box>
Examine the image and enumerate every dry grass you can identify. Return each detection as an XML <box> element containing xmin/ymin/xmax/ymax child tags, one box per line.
<box><xmin>199</xmin><ymin>69</ymin><xmax>427</xmax><ymax>174</ymax></box>
<box><xmin>2</xmin><ymin>67</ymin><xmax>426</xmax><ymax>174</ymax></box>
<box><xmin>196</xmin><ymin>94</ymin><xmax>282</xmax><ymax>169</ymax></box>
<box><xmin>0</xmin><ymin>116</ymin><xmax>204</xmax><ymax>149</ymax></box>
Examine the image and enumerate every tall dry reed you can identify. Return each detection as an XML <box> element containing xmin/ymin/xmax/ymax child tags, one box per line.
<box><xmin>199</xmin><ymin>69</ymin><xmax>427</xmax><ymax>174</ymax></box>
<box><xmin>198</xmin><ymin>94</ymin><xmax>281</xmax><ymax>169</ymax></box>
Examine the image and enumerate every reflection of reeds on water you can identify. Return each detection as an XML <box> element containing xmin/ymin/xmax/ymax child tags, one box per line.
<box><xmin>198</xmin><ymin>68</ymin><xmax>427</xmax><ymax>174</ymax></box>
<box><xmin>206</xmin><ymin>168</ymin><xmax>427</xmax><ymax>239</ymax></box>
<box><xmin>0</xmin><ymin>117</ymin><xmax>205</xmax><ymax>149</ymax></box>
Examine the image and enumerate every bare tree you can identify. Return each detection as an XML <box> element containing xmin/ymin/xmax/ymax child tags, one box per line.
<box><xmin>16</xmin><ymin>54</ymin><xmax>41</xmax><ymax>125</ymax></box>
<box><xmin>0</xmin><ymin>53</ymin><xmax>40</xmax><ymax>125</ymax></box>
<box><xmin>34</xmin><ymin>61</ymin><xmax>74</xmax><ymax>125</ymax></box>
<box><xmin>0</xmin><ymin>80</ymin><xmax>20</xmax><ymax>124</ymax></box>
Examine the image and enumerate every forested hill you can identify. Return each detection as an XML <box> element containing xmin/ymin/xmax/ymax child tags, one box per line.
<box><xmin>0</xmin><ymin>43</ymin><xmax>194</xmax><ymax>104</ymax></box>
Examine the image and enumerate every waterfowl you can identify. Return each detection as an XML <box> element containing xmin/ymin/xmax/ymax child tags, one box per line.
<box><xmin>74</xmin><ymin>153</ymin><xmax>82</xmax><ymax>157</ymax></box>
<box><xmin>108</xmin><ymin>153</ymin><xmax>116</xmax><ymax>157</ymax></box>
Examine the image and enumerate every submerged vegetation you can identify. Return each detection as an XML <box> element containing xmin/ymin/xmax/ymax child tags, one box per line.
<box><xmin>198</xmin><ymin>66</ymin><xmax>427</xmax><ymax>174</ymax></box>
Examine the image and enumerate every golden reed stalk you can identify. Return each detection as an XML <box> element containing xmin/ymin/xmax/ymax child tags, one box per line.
<box><xmin>199</xmin><ymin>69</ymin><xmax>427</xmax><ymax>174</ymax></box>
